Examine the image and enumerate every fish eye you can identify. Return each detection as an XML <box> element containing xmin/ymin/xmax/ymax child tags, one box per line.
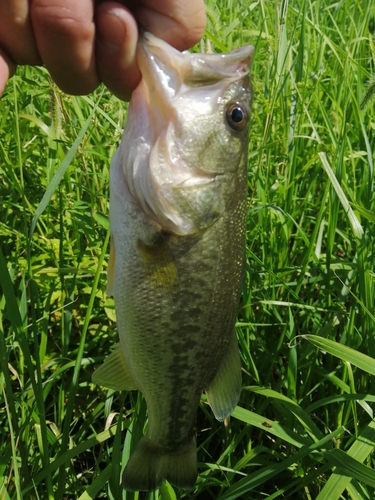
<box><xmin>225</xmin><ymin>102</ymin><xmax>249</xmax><ymax>132</ymax></box>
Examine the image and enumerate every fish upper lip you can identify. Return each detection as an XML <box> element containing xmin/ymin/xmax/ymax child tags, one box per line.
<box><xmin>139</xmin><ymin>31</ymin><xmax>255</xmax><ymax>71</ymax></box>
<box><xmin>137</xmin><ymin>32</ymin><xmax>255</xmax><ymax>96</ymax></box>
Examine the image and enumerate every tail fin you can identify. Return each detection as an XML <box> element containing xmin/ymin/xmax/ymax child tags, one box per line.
<box><xmin>122</xmin><ymin>435</ymin><xmax>197</xmax><ymax>491</ymax></box>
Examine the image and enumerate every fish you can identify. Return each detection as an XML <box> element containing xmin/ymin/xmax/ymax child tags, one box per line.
<box><xmin>92</xmin><ymin>32</ymin><xmax>254</xmax><ymax>492</ymax></box>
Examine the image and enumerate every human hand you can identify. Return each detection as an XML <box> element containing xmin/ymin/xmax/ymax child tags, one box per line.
<box><xmin>0</xmin><ymin>0</ymin><xmax>206</xmax><ymax>100</ymax></box>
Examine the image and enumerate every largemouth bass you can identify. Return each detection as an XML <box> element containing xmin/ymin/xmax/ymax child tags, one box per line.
<box><xmin>93</xmin><ymin>32</ymin><xmax>254</xmax><ymax>491</ymax></box>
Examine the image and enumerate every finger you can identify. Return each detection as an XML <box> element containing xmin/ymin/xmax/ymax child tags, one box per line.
<box><xmin>0</xmin><ymin>0</ymin><xmax>41</xmax><ymax>65</ymax></box>
<box><xmin>0</xmin><ymin>48</ymin><xmax>16</xmax><ymax>96</ymax></box>
<box><xmin>96</xmin><ymin>3</ymin><xmax>140</xmax><ymax>101</ymax></box>
<box><xmin>31</xmin><ymin>0</ymin><xmax>99</xmax><ymax>95</ymax></box>
<box><xmin>135</xmin><ymin>0</ymin><xmax>206</xmax><ymax>51</ymax></box>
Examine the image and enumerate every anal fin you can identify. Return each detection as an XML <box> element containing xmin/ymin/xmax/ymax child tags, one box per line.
<box><xmin>92</xmin><ymin>344</ymin><xmax>137</xmax><ymax>391</ymax></box>
<box><xmin>206</xmin><ymin>330</ymin><xmax>242</xmax><ymax>421</ymax></box>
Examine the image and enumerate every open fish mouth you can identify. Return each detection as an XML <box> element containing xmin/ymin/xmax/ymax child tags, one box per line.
<box><xmin>121</xmin><ymin>33</ymin><xmax>254</xmax><ymax>236</ymax></box>
<box><xmin>138</xmin><ymin>31</ymin><xmax>254</xmax><ymax>92</ymax></box>
<box><xmin>134</xmin><ymin>32</ymin><xmax>254</xmax><ymax>135</ymax></box>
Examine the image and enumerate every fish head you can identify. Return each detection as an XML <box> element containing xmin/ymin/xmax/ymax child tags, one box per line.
<box><xmin>121</xmin><ymin>32</ymin><xmax>254</xmax><ymax>235</ymax></box>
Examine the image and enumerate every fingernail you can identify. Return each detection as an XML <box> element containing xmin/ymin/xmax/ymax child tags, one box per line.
<box><xmin>97</xmin><ymin>12</ymin><xmax>125</xmax><ymax>51</ymax></box>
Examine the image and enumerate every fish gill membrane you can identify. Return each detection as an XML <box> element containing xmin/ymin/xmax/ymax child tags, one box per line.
<box><xmin>92</xmin><ymin>32</ymin><xmax>254</xmax><ymax>492</ymax></box>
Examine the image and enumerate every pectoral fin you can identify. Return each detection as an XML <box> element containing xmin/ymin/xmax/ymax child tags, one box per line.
<box><xmin>206</xmin><ymin>331</ymin><xmax>242</xmax><ymax>421</ymax></box>
<box><xmin>92</xmin><ymin>344</ymin><xmax>138</xmax><ymax>391</ymax></box>
<box><xmin>138</xmin><ymin>235</ymin><xmax>178</xmax><ymax>292</ymax></box>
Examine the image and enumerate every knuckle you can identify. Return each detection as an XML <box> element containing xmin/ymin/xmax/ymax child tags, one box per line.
<box><xmin>33</xmin><ymin>3</ymin><xmax>94</xmax><ymax>40</ymax></box>
<box><xmin>181</xmin><ymin>24</ymin><xmax>206</xmax><ymax>49</ymax></box>
<box><xmin>177</xmin><ymin>7</ymin><xmax>206</xmax><ymax>49</ymax></box>
<box><xmin>0</xmin><ymin>4</ymin><xmax>41</xmax><ymax>64</ymax></box>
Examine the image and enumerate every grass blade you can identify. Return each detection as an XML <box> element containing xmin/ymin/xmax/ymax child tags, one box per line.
<box><xmin>317</xmin><ymin>420</ymin><xmax>375</xmax><ymax>500</ymax></box>
<box><xmin>302</xmin><ymin>334</ymin><xmax>375</xmax><ymax>376</ymax></box>
<box><xmin>29</xmin><ymin>101</ymin><xmax>97</xmax><ymax>238</ymax></box>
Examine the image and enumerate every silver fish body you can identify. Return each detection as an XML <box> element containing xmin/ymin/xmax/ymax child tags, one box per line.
<box><xmin>93</xmin><ymin>33</ymin><xmax>254</xmax><ymax>491</ymax></box>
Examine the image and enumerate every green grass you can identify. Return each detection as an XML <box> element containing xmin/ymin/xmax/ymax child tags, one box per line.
<box><xmin>1</xmin><ymin>0</ymin><xmax>375</xmax><ymax>498</ymax></box>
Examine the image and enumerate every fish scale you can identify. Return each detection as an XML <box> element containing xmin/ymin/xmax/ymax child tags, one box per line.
<box><xmin>125</xmin><ymin>229</ymin><xmax>233</xmax><ymax>445</ymax></box>
<box><xmin>92</xmin><ymin>31</ymin><xmax>254</xmax><ymax>491</ymax></box>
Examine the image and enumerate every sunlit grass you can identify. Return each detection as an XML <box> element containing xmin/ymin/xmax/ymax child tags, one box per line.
<box><xmin>1</xmin><ymin>0</ymin><xmax>375</xmax><ymax>498</ymax></box>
